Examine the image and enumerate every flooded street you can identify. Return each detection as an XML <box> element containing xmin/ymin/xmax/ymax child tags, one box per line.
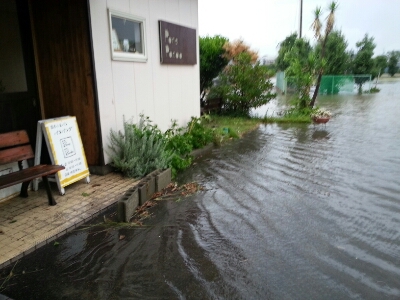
<box><xmin>3</xmin><ymin>79</ymin><xmax>400</xmax><ymax>299</ymax></box>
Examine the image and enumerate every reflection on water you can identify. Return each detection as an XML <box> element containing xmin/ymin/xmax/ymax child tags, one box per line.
<box><xmin>2</xmin><ymin>80</ymin><xmax>400</xmax><ymax>299</ymax></box>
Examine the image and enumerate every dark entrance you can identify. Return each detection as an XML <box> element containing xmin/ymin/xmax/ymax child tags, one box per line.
<box><xmin>1</xmin><ymin>0</ymin><xmax>103</xmax><ymax>168</ymax></box>
<box><xmin>0</xmin><ymin>0</ymin><xmax>41</xmax><ymax>145</ymax></box>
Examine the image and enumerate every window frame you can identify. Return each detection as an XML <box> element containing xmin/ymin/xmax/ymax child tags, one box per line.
<box><xmin>108</xmin><ymin>9</ymin><xmax>147</xmax><ymax>62</ymax></box>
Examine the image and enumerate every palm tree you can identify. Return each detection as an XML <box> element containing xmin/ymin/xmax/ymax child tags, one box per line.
<box><xmin>309</xmin><ymin>1</ymin><xmax>338</xmax><ymax>108</ymax></box>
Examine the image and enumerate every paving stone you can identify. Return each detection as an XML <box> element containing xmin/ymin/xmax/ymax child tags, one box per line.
<box><xmin>0</xmin><ymin>174</ymin><xmax>141</xmax><ymax>266</ymax></box>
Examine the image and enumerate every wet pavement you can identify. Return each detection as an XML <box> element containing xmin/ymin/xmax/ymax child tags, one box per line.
<box><xmin>0</xmin><ymin>173</ymin><xmax>138</xmax><ymax>269</ymax></box>
<box><xmin>1</xmin><ymin>79</ymin><xmax>400</xmax><ymax>299</ymax></box>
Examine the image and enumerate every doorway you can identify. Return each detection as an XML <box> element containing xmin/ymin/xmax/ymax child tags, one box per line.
<box><xmin>0</xmin><ymin>0</ymin><xmax>40</xmax><ymax>144</ymax></box>
<box><xmin>0</xmin><ymin>0</ymin><xmax>102</xmax><ymax>167</ymax></box>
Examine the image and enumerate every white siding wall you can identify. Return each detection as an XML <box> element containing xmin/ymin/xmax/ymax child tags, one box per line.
<box><xmin>89</xmin><ymin>0</ymin><xmax>200</xmax><ymax>164</ymax></box>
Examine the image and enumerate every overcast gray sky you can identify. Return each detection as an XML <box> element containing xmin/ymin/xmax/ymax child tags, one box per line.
<box><xmin>198</xmin><ymin>0</ymin><xmax>400</xmax><ymax>59</ymax></box>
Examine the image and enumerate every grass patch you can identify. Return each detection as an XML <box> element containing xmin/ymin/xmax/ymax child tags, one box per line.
<box><xmin>202</xmin><ymin>113</ymin><xmax>313</xmax><ymax>146</ymax></box>
<box><xmin>204</xmin><ymin>116</ymin><xmax>261</xmax><ymax>145</ymax></box>
<box><xmin>258</xmin><ymin>108</ymin><xmax>312</xmax><ymax>124</ymax></box>
<box><xmin>260</xmin><ymin>115</ymin><xmax>311</xmax><ymax>123</ymax></box>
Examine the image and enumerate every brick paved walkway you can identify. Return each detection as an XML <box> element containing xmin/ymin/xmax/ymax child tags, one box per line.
<box><xmin>0</xmin><ymin>173</ymin><xmax>138</xmax><ymax>269</ymax></box>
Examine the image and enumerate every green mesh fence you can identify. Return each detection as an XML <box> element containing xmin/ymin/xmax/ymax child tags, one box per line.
<box><xmin>319</xmin><ymin>75</ymin><xmax>371</xmax><ymax>94</ymax></box>
<box><xmin>277</xmin><ymin>74</ymin><xmax>372</xmax><ymax>95</ymax></box>
<box><xmin>319</xmin><ymin>75</ymin><xmax>354</xmax><ymax>94</ymax></box>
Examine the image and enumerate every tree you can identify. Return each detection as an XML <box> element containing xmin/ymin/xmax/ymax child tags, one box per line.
<box><xmin>276</xmin><ymin>33</ymin><xmax>312</xmax><ymax>72</ymax></box>
<box><xmin>223</xmin><ymin>39</ymin><xmax>258</xmax><ymax>62</ymax></box>
<box><xmin>285</xmin><ymin>40</ymin><xmax>319</xmax><ymax>109</ymax></box>
<box><xmin>372</xmin><ymin>55</ymin><xmax>388</xmax><ymax>79</ymax></box>
<box><xmin>199</xmin><ymin>35</ymin><xmax>229</xmax><ymax>103</ymax></box>
<box><xmin>314</xmin><ymin>30</ymin><xmax>350</xmax><ymax>94</ymax></box>
<box><xmin>316</xmin><ymin>30</ymin><xmax>349</xmax><ymax>75</ymax></box>
<box><xmin>387</xmin><ymin>51</ymin><xmax>399</xmax><ymax>76</ymax></box>
<box><xmin>352</xmin><ymin>34</ymin><xmax>376</xmax><ymax>93</ymax></box>
<box><xmin>213</xmin><ymin>51</ymin><xmax>275</xmax><ymax>116</ymax></box>
<box><xmin>276</xmin><ymin>33</ymin><xmax>298</xmax><ymax>71</ymax></box>
<box><xmin>309</xmin><ymin>1</ymin><xmax>339</xmax><ymax>108</ymax></box>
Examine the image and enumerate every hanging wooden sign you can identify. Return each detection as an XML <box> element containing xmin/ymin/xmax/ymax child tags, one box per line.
<box><xmin>33</xmin><ymin>116</ymin><xmax>90</xmax><ymax>195</ymax></box>
<box><xmin>159</xmin><ymin>20</ymin><xmax>197</xmax><ymax>65</ymax></box>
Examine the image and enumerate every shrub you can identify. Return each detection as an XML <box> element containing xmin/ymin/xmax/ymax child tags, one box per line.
<box><xmin>165</xmin><ymin>121</ymin><xmax>193</xmax><ymax>177</ymax></box>
<box><xmin>109</xmin><ymin>115</ymin><xmax>216</xmax><ymax>179</ymax></box>
<box><xmin>186</xmin><ymin>117</ymin><xmax>214</xmax><ymax>149</ymax></box>
<box><xmin>211</xmin><ymin>52</ymin><xmax>275</xmax><ymax>116</ymax></box>
<box><xmin>108</xmin><ymin>115</ymin><xmax>172</xmax><ymax>178</ymax></box>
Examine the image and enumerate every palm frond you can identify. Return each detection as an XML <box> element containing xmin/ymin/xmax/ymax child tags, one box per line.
<box><xmin>325</xmin><ymin>1</ymin><xmax>338</xmax><ymax>36</ymax></box>
<box><xmin>311</xmin><ymin>6</ymin><xmax>322</xmax><ymax>40</ymax></box>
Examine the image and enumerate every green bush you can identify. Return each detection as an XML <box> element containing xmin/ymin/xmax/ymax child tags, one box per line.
<box><xmin>165</xmin><ymin>121</ymin><xmax>193</xmax><ymax>177</ymax></box>
<box><xmin>211</xmin><ymin>52</ymin><xmax>275</xmax><ymax>116</ymax></box>
<box><xmin>165</xmin><ymin>117</ymin><xmax>214</xmax><ymax>177</ymax></box>
<box><xmin>186</xmin><ymin>117</ymin><xmax>214</xmax><ymax>149</ymax></box>
<box><xmin>108</xmin><ymin>115</ymin><xmax>172</xmax><ymax>178</ymax></box>
<box><xmin>109</xmin><ymin>115</ymin><xmax>216</xmax><ymax>179</ymax></box>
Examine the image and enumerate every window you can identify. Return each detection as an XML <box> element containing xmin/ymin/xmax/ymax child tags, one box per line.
<box><xmin>108</xmin><ymin>9</ymin><xmax>147</xmax><ymax>62</ymax></box>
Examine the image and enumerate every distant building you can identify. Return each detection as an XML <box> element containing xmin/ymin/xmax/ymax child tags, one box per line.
<box><xmin>260</xmin><ymin>56</ymin><xmax>276</xmax><ymax>66</ymax></box>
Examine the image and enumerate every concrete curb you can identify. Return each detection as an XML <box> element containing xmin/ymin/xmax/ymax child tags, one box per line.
<box><xmin>190</xmin><ymin>143</ymin><xmax>214</xmax><ymax>159</ymax></box>
<box><xmin>155</xmin><ymin>168</ymin><xmax>171</xmax><ymax>192</ymax></box>
<box><xmin>117</xmin><ymin>188</ymin><xmax>139</xmax><ymax>222</ymax></box>
<box><xmin>118</xmin><ymin>168</ymin><xmax>172</xmax><ymax>223</ymax></box>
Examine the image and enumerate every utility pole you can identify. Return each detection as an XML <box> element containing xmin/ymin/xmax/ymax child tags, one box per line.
<box><xmin>299</xmin><ymin>0</ymin><xmax>303</xmax><ymax>38</ymax></box>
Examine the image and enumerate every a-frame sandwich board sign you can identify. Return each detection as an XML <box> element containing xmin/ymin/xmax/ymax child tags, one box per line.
<box><xmin>33</xmin><ymin>116</ymin><xmax>90</xmax><ymax>195</ymax></box>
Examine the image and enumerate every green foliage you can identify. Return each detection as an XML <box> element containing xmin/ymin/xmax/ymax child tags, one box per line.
<box><xmin>108</xmin><ymin>115</ymin><xmax>172</xmax><ymax>178</ymax></box>
<box><xmin>202</xmin><ymin>115</ymin><xmax>259</xmax><ymax>145</ymax></box>
<box><xmin>164</xmin><ymin>117</ymin><xmax>214</xmax><ymax>177</ymax></box>
<box><xmin>387</xmin><ymin>51</ymin><xmax>399</xmax><ymax>76</ymax></box>
<box><xmin>373</xmin><ymin>55</ymin><xmax>388</xmax><ymax>76</ymax></box>
<box><xmin>261</xmin><ymin>107</ymin><xmax>313</xmax><ymax>123</ymax></box>
<box><xmin>285</xmin><ymin>43</ymin><xmax>320</xmax><ymax>108</ymax></box>
<box><xmin>200</xmin><ymin>35</ymin><xmax>229</xmax><ymax>102</ymax></box>
<box><xmin>352</xmin><ymin>34</ymin><xmax>376</xmax><ymax>92</ymax></box>
<box><xmin>315</xmin><ymin>30</ymin><xmax>349</xmax><ymax>75</ymax></box>
<box><xmin>276</xmin><ymin>33</ymin><xmax>312</xmax><ymax>72</ymax></box>
<box><xmin>276</xmin><ymin>33</ymin><xmax>298</xmax><ymax>71</ymax></box>
<box><xmin>309</xmin><ymin>1</ymin><xmax>339</xmax><ymax>107</ymax></box>
<box><xmin>186</xmin><ymin>116</ymin><xmax>214</xmax><ymax>149</ymax></box>
<box><xmin>369</xmin><ymin>87</ymin><xmax>380</xmax><ymax>93</ymax></box>
<box><xmin>212</xmin><ymin>52</ymin><xmax>275</xmax><ymax>116</ymax></box>
<box><xmin>165</xmin><ymin>121</ymin><xmax>193</xmax><ymax>177</ymax></box>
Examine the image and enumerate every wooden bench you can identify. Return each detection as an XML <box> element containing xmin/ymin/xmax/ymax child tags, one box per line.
<box><xmin>0</xmin><ymin>130</ymin><xmax>64</xmax><ymax>206</ymax></box>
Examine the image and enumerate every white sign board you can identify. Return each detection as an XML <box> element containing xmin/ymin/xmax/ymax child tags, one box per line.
<box><xmin>34</xmin><ymin>116</ymin><xmax>90</xmax><ymax>194</ymax></box>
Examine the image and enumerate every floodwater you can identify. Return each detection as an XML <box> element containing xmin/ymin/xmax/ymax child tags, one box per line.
<box><xmin>2</xmin><ymin>79</ymin><xmax>400</xmax><ymax>299</ymax></box>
